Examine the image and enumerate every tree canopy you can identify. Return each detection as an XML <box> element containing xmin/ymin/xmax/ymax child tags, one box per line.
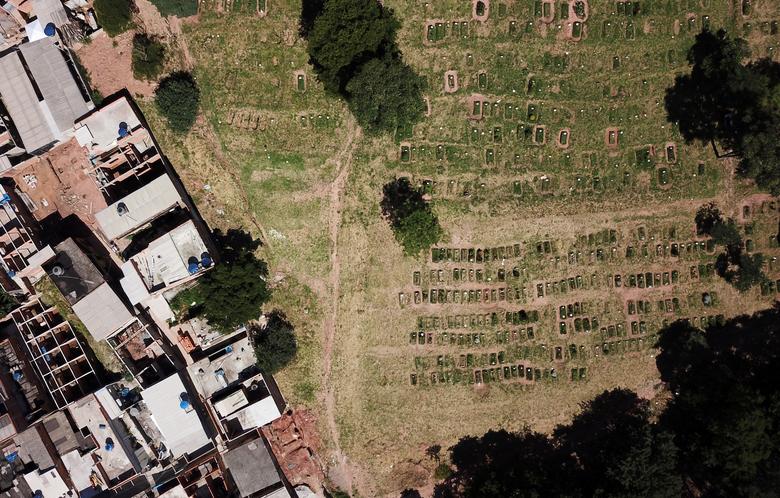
<box><xmin>94</xmin><ymin>0</ymin><xmax>134</xmax><ymax>36</ymax></box>
<box><xmin>0</xmin><ymin>289</ymin><xmax>18</xmax><ymax>317</ymax></box>
<box><xmin>131</xmin><ymin>33</ymin><xmax>165</xmax><ymax>81</ymax></box>
<box><xmin>665</xmin><ymin>29</ymin><xmax>780</xmax><ymax>193</ymax></box>
<box><xmin>417</xmin><ymin>310</ymin><xmax>780</xmax><ymax>498</ymax></box>
<box><xmin>303</xmin><ymin>0</ymin><xmax>424</xmax><ymax>134</ymax></box>
<box><xmin>171</xmin><ymin>229</ymin><xmax>270</xmax><ymax>332</ymax></box>
<box><xmin>155</xmin><ymin>71</ymin><xmax>200</xmax><ymax>132</ymax></box>
<box><xmin>251</xmin><ymin>311</ymin><xmax>297</xmax><ymax>374</ymax></box>
<box><xmin>345</xmin><ymin>56</ymin><xmax>426</xmax><ymax>135</ymax></box>
<box><xmin>381</xmin><ymin>178</ymin><xmax>443</xmax><ymax>256</ymax></box>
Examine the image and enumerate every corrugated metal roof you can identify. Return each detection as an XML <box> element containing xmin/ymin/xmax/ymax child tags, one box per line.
<box><xmin>95</xmin><ymin>174</ymin><xmax>182</xmax><ymax>240</ymax></box>
<box><xmin>0</xmin><ymin>50</ymin><xmax>58</xmax><ymax>152</ymax></box>
<box><xmin>71</xmin><ymin>282</ymin><xmax>134</xmax><ymax>340</ymax></box>
<box><xmin>19</xmin><ymin>38</ymin><xmax>92</xmax><ymax>133</ymax></box>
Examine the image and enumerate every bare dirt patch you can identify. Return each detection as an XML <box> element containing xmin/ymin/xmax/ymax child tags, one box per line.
<box><xmin>443</xmin><ymin>70</ymin><xmax>459</xmax><ymax>93</ymax></box>
<box><xmin>75</xmin><ymin>32</ymin><xmax>156</xmax><ymax>97</ymax></box>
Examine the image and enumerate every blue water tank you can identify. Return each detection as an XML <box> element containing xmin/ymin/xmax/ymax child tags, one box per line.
<box><xmin>179</xmin><ymin>399</ymin><xmax>190</xmax><ymax>410</ymax></box>
<box><xmin>44</xmin><ymin>23</ymin><xmax>56</xmax><ymax>36</ymax></box>
<box><xmin>105</xmin><ymin>441</ymin><xmax>114</xmax><ymax>452</ymax></box>
<box><xmin>118</xmin><ymin>121</ymin><xmax>129</xmax><ymax>138</ymax></box>
<box><xmin>201</xmin><ymin>252</ymin><xmax>213</xmax><ymax>268</ymax></box>
<box><xmin>12</xmin><ymin>371</ymin><xmax>22</xmax><ymax>382</ymax></box>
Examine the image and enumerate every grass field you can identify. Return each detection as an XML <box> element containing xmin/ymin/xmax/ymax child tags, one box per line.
<box><xmin>140</xmin><ymin>0</ymin><xmax>780</xmax><ymax>495</ymax></box>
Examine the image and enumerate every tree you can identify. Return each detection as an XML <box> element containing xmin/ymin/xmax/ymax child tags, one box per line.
<box><xmin>0</xmin><ymin>289</ymin><xmax>18</xmax><ymax>317</ymax></box>
<box><xmin>306</xmin><ymin>0</ymin><xmax>398</xmax><ymax>93</ymax></box>
<box><xmin>554</xmin><ymin>389</ymin><xmax>682</xmax><ymax>498</ymax></box>
<box><xmin>94</xmin><ymin>0</ymin><xmax>134</xmax><ymax>36</ymax></box>
<box><xmin>381</xmin><ymin>178</ymin><xmax>443</xmax><ymax>256</ymax></box>
<box><xmin>665</xmin><ymin>29</ymin><xmax>780</xmax><ymax>193</ymax></box>
<box><xmin>345</xmin><ymin>56</ymin><xmax>426</xmax><ymax>135</ymax></box>
<box><xmin>710</xmin><ymin>219</ymin><xmax>742</xmax><ymax>249</ymax></box>
<box><xmin>727</xmin><ymin>252</ymin><xmax>767</xmax><ymax>292</ymax></box>
<box><xmin>132</xmin><ymin>34</ymin><xmax>166</xmax><ymax>81</ymax></box>
<box><xmin>155</xmin><ymin>71</ymin><xmax>200</xmax><ymax>132</ymax></box>
<box><xmin>251</xmin><ymin>311</ymin><xmax>297</xmax><ymax>374</ymax></box>
<box><xmin>695</xmin><ymin>202</ymin><xmax>723</xmax><ymax>235</ymax></box>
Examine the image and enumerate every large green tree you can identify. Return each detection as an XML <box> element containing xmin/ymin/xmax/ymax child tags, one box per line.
<box><xmin>345</xmin><ymin>56</ymin><xmax>426</xmax><ymax>135</ymax></box>
<box><xmin>252</xmin><ymin>311</ymin><xmax>297</xmax><ymax>374</ymax></box>
<box><xmin>306</xmin><ymin>0</ymin><xmax>398</xmax><ymax>93</ymax></box>
<box><xmin>381</xmin><ymin>178</ymin><xmax>442</xmax><ymax>256</ymax></box>
<box><xmin>665</xmin><ymin>29</ymin><xmax>780</xmax><ymax>193</ymax></box>
<box><xmin>155</xmin><ymin>71</ymin><xmax>200</xmax><ymax>132</ymax></box>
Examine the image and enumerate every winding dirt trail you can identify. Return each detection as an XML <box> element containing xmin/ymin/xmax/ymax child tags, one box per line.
<box><xmin>321</xmin><ymin>123</ymin><xmax>361</xmax><ymax>493</ymax></box>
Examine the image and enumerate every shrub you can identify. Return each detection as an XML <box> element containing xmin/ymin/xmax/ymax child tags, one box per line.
<box><xmin>0</xmin><ymin>290</ymin><xmax>18</xmax><ymax>317</ymax></box>
<box><xmin>148</xmin><ymin>0</ymin><xmax>197</xmax><ymax>17</ymax></box>
<box><xmin>381</xmin><ymin>178</ymin><xmax>443</xmax><ymax>256</ymax></box>
<box><xmin>155</xmin><ymin>71</ymin><xmax>200</xmax><ymax>132</ymax></box>
<box><xmin>251</xmin><ymin>311</ymin><xmax>297</xmax><ymax>374</ymax></box>
<box><xmin>434</xmin><ymin>463</ymin><xmax>453</xmax><ymax>480</ymax></box>
<box><xmin>132</xmin><ymin>34</ymin><xmax>165</xmax><ymax>81</ymax></box>
<box><xmin>94</xmin><ymin>0</ymin><xmax>134</xmax><ymax>36</ymax></box>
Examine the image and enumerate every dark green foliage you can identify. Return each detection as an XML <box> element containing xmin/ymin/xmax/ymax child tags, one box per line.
<box><xmin>328</xmin><ymin>490</ymin><xmax>350</xmax><ymax>498</ymax></box>
<box><xmin>399</xmin><ymin>490</ymin><xmax>422</xmax><ymax>498</ymax></box>
<box><xmin>72</xmin><ymin>54</ymin><xmax>103</xmax><ymax>105</ymax></box>
<box><xmin>724</xmin><ymin>252</ymin><xmax>767</xmax><ymax>291</ymax></box>
<box><xmin>154</xmin><ymin>71</ymin><xmax>200</xmax><ymax>132</ymax></box>
<box><xmin>656</xmin><ymin>312</ymin><xmax>780</xmax><ymax>495</ymax></box>
<box><xmin>303</xmin><ymin>0</ymin><xmax>423</xmax><ymax>134</ymax></box>
<box><xmin>710</xmin><ymin>219</ymin><xmax>742</xmax><ymax>248</ymax></box>
<box><xmin>251</xmin><ymin>311</ymin><xmax>297</xmax><ymax>374</ymax></box>
<box><xmin>94</xmin><ymin>0</ymin><xmax>134</xmax><ymax>36</ymax></box>
<box><xmin>171</xmin><ymin>229</ymin><xmax>270</xmax><ymax>332</ymax></box>
<box><xmin>433</xmin><ymin>463</ymin><xmax>452</xmax><ymax>481</ymax></box>
<box><xmin>307</xmin><ymin>0</ymin><xmax>397</xmax><ymax>93</ymax></box>
<box><xmin>695</xmin><ymin>202</ymin><xmax>723</xmax><ymax>235</ymax></box>
<box><xmin>345</xmin><ymin>56</ymin><xmax>425</xmax><ymax>135</ymax></box>
<box><xmin>0</xmin><ymin>289</ymin><xmax>19</xmax><ymax>317</ymax></box>
<box><xmin>665</xmin><ymin>29</ymin><xmax>780</xmax><ymax>194</ymax></box>
<box><xmin>148</xmin><ymin>0</ymin><xmax>197</xmax><ymax>17</ymax></box>
<box><xmin>132</xmin><ymin>34</ymin><xmax>165</xmax><ymax>81</ymax></box>
<box><xmin>381</xmin><ymin>178</ymin><xmax>443</xmax><ymax>256</ymax></box>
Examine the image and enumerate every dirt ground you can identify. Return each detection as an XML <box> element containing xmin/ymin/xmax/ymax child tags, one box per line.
<box><xmin>75</xmin><ymin>31</ymin><xmax>156</xmax><ymax>98</ymax></box>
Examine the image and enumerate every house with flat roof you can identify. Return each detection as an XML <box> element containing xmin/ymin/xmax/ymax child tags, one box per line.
<box><xmin>222</xmin><ymin>436</ymin><xmax>290</xmax><ymax>498</ymax></box>
<box><xmin>140</xmin><ymin>373</ymin><xmax>211</xmax><ymax>461</ymax></box>
<box><xmin>187</xmin><ymin>335</ymin><xmax>283</xmax><ymax>441</ymax></box>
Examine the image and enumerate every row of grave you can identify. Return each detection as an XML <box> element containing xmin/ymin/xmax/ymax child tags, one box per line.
<box><xmin>399</xmin><ymin>287</ymin><xmax>527</xmax><ymax>306</ymax></box>
<box><xmin>431</xmin><ymin>245</ymin><xmax>522</xmax><ymax>263</ymax></box>
<box><xmin>417</xmin><ymin>310</ymin><xmax>540</xmax><ymax>330</ymax></box>
<box><xmin>414</xmin><ymin>267</ymin><xmax>530</xmax><ymax>286</ymax></box>
<box><xmin>409</xmin><ymin>364</ymin><xmax>583</xmax><ymax>386</ymax></box>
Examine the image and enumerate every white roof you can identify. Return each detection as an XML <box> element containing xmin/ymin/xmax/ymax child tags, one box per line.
<box><xmin>142</xmin><ymin>373</ymin><xmax>211</xmax><ymax>459</ymax></box>
<box><xmin>25</xmin><ymin>19</ymin><xmax>46</xmax><ymax>41</ymax></box>
<box><xmin>23</xmin><ymin>468</ymin><xmax>71</xmax><ymax>498</ymax></box>
<box><xmin>95</xmin><ymin>174</ymin><xmax>181</xmax><ymax>240</ymax></box>
<box><xmin>228</xmin><ymin>396</ymin><xmax>281</xmax><ymax>430</ymax></box>
<box><xmin>0</xmin><ymin>50</ymin><xmax>59</xmax><ymax>151</ymax></box>
<box><xmin>119</xmin><ymin>260</ymin><xmax>150</xmax><ymax>306</ymax></box>
<box><xmin>75</xmin><ymin>97</ymin><xmax>142</xmax><ymax>153</ymax></box>
<box><xmin>19</xmin><ymin>38</ymin><xmax>93</xmax><ymax>132</ymax></box>
<box><xmin>131</xmin><ymin>220</ymin><xmax>207</xmax><ymax>289</ymax></box>
<box><xmin>71</xmin><ymin>282</ymin><xmax>134</xmax><ymax>340</ymax></box>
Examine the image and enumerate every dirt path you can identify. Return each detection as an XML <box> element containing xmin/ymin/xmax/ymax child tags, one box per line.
<box><xmin>320</xmin><ymin>121</ymin><xmax>361</xmax><ymax>494</ymax></box>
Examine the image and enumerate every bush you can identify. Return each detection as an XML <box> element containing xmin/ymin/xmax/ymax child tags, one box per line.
<box><xmin>94</xmin><ymin>0</ymin><xmax>134</xmax><ymax>36</ymax></box>
<box><xmin>155</xmin><ymin>71</ymin><xmax>200</xmax><ymax>132</ymax></box>
<box><xmin>148</xmin><ymin>0</ymin><xmax>197</xmax><ymax>17</ymax></box>
<box><xmin>132</xmin><ymin>34</ymin><xmax>166</xmax><ymax>81</ymax></box>
<box><xmin>345</xmin><ymin>56</ymin><xmax>426</xmax><ymax>135</ymax></box>
<box><xmin>251</xmin><ymin>311</ymin><xmax>297</xmax><ymax>374</ymax></box>
<box><xmin>381</xmin><ymin>178</ymin><xmax>443</xmax><ymax>256</ymax></box>
<box><xmin>0</xmin><ymin>290</ymin><xmax>18</xmax><ymax>317</ymax></box>
<box><xmin>434</xmin><ymin>463</ymin><xmax>453</xmax><ymax>480</ymax></box>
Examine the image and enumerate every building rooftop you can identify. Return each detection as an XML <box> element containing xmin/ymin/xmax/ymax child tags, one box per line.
<box><xmin>141</xmin><ymin>373</ymin><xmax>211</xmax><ymax>459</ymax></box>
<box><xmin>49</xmin><ymin>239</ymin><xmax>104</xmax><ymax>305</ymax></box>
<box><xmin>22</xmin><ymin>468</ymin><xmax>70</xmax><ymax>498</ymax></box>
<box><xmin>74</xmin><ymin>97</ymin><xmax>142</xmax><ymax>155</ymax></box>
<box><xmin>222</xmin><ymin>437</ymin><xmax>287</xmax><ymax>498</ymax></box>
<box><xmin>30</xmin><ymin>0</ymin><xmax>69</xmax><ymax>30</ymax></box>
<box><xmin>18</xmin><ymin>38</ymin><xmax>92</xmax><ymax>133</ymax></box>
<box><xmin>0</xmin><ymin>50</ymin><xmax>58</xmax><ymax>153</ymax></box>
<box><xmin>71</xmin><ymin>283</ymin><xmax>134</xmax><ymax>341</ymax></box>
<box><xmin>95</xmin><ymin>174</ymin><xmax>181</xmax><ymax>241</ymax></box>
<box><xmin>129</xmin><ymin>220</ymin><xmax>208</xmax><ymax>290</ymax></box>
<box><xmin>187</xmin><ymin>336</ymin><xmax>257</xmax><ymax>399</ymax></box>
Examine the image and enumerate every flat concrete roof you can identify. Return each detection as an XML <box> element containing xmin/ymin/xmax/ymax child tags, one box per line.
<box><xmin>95</xmin><ymin>174</ymin><xmax>181</xmax><ymax>241</ymax></box>
<box><xmin>0</xmin><ymin>50</ymin><xmax>58</xmax><ymax>152</ymax></box>
<box><xmin>75</xmin><ymin>97</ymin><xmax>142</xmax><ymax>154</ymax></box>
<box><xmin>142</xmin><ymin>373</ymin><xmax>211</xmax><ymax>459</ymax></box>
<box><xmin>23</xmin><ymin>468</ymin><xmax>70</xmax><ymax>498</ymax></box>
<box><xmin>30</xmin><ymin>0</ymin><xmax>69</xmax><ymax>28</ymax></box>
<box><xmin>222</xmin><ymin>437</ymin><xmax>284</xmax><ymax>498</ymax></box>
<box><xmin>50</xmin><ymin>238</ymin><xmax>104</xmax><ymax>305</ymax></box>
<box><xmin>71</xmin><ymin>282</ymin><xmax>134</xmax><ymax>341</ymax></box>
<box><xmin>131</xmin><ymin>220</ymin><xmax>208</xmax><ymax>289</ymax></box>
<box><xmin>19</xmin><ymin>39</ymin><xmax>92</xmax><ymax>133</ymax></box>
<box><xmin>187</xmin><ymin>335</ymin><xmax>257</xmax><ymax>399</ymax></box>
